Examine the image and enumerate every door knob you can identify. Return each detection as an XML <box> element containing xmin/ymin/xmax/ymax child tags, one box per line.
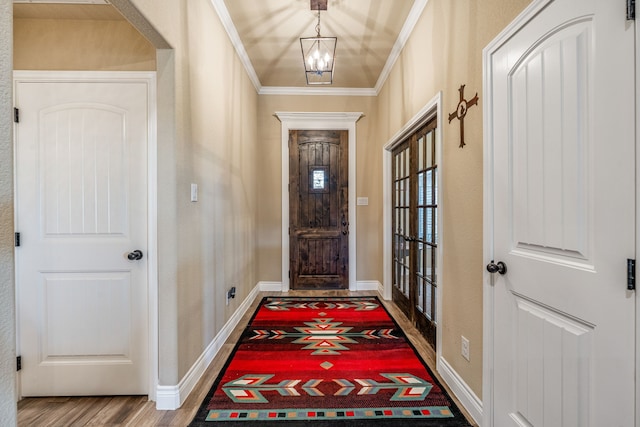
<box><xmin>127</xmin><ymin>250</ymin><xmax>144</xmax><ymax>261</ymax></box>
<box><xmin>486</xmin><ymin>260</ymin><xmax>507</xmax><ymax>275</ymax></box>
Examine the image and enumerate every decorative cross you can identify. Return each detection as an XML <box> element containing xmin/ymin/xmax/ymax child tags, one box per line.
<box><xmin>448</xmin><ymin>84</ymin><xmax>479</xmax><ymax>148</ymax></box>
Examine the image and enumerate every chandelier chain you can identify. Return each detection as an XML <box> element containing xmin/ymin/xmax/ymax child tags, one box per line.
<box><xmin>315</xmin><ymin>11</ymin><xmax>321</xmax><ymax>36</ymax></box>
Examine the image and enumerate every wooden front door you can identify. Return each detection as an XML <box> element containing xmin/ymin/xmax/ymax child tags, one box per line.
<box><xmin>289</xmin><ymin>129</ymin><xmax>349</xmax><ymax>290</ymax></box>
<box><xmin>486</xmin><ymin>0</ymin><xmax>635</xmax><ymax>425</ymax></box>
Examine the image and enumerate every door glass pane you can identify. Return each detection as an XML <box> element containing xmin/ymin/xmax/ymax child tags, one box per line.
<box><xmin>426</xmin><ymin>208</ymin><xmax>433</xmax><ymax>243</ymax></box>
<box><xmin>425</xmin><ymin>244</ymin><xmax>433</xmax><ymax>280</ymax></box>
<box><xmin>417</xmin><ymin>277</ymin><xmax>424</xmax><ymax>312</ymax></box>
<box><xmin>418</xmin><ymin>136</ymin><xmax>424</xmax><ymax>171</ymax></box>
<box><xmin>405</xmin><ymin>149</ymin><xmax>410</xmax><ymax>177</ymax></box>
<box><xmin>426</xmin><ymin>169</ymin><xmax>433</xmax><ymax>205</ymax></box>
<box><xmin>425</xmin><ymin>284</ymin><xmax>432</xmax><ymax>320</ymax></box>
<box><xmin>426</xmin><ymin>130</ymin><xmax>433</xmax><ymax>166</ymax></box>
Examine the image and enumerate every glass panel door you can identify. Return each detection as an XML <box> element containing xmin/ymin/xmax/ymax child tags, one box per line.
<box><xmin>392</xmin><ymin>140</ymin><xmax>412</xmax><ymax>318</ymax></box>
<box><xmin>392</xmin><ymin>118</ymin><xmax>438</xmax><ymax>349</ymax></box>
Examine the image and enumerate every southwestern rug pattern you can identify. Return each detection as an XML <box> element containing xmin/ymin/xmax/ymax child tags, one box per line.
<box><xmin>189</xmin><ymin>296</ymin><xmax>472</xmax><ymax>426</ymax></box>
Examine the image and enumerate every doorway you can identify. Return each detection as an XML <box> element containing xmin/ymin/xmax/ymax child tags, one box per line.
<box><xmin>276</xmin><ymin>112</ymin><xmax>362</xmax><ymax>292</ymax></box>
<box><xmin>392</xmin><ymin>118</ymin><xmax>438</xmax><ymax>348</ymax></box>
<box><xmin>289</xmin><ymin>130</ymin><xmax>349</xmax><ymax>290</ymax></box>
<box><xmin>484</xmin><ymin>0</ymin><xmax>636</xmax><ymax>424</ymax></box>
<box><xmin>14</xmin><ymin>72</ymin><xmax>154</xmax><ymax>396</ymax></box>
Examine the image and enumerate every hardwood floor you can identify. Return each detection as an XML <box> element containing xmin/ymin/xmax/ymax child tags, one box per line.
<box><xmin>17</xmin><ymin>291</ymin><xmax>478</xmax><ymax>426</ymax></box>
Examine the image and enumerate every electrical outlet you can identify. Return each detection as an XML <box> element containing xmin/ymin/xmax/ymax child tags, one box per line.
<box><xmin>461</xmin><ymin>336</ymin><xmax>470</xmax><ymax>361</ymax></box>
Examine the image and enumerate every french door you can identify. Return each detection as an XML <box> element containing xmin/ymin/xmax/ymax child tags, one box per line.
<box><xmin>392</xmin><ymin>118</ymin><xmax>438</xmax><ymax>348</ymax></box>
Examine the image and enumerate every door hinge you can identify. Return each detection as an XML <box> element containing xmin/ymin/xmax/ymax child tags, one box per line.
<box><xmin>627</xmin><ymin>259</ymin><xmax>635</xmax><ymax>290</ymax></box>
<box><xmin>288</xmin><ymin>270</ymin><xmax>291</xmax><ymax>279</ymax></box>
<box><xmin>13</xmin><ymin>107</ymin><xmax>19</xmax><ymax>123</ymax></box>
<box><xmin>14</xmin><ymin>232</ymin><xmax>20</xmax><ymax>247</ymax></box>
<box><xmin>628</xmin><ymin>0</ymin><xmax>636</xmax><ymax>20</ymax></box>
<box><xmin>16</xmin><ymin>356</ymin><xmax>21</xmax><ymax>372</ymax></box>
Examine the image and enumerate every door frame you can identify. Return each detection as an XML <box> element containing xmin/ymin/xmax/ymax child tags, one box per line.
<box><xmin>382</xmin><ymin>92</ymin><xmax>443</xmax><ymax>355</ymax></box>
<box><xmin>482</xmin><ymin>1</ymin><xmax>639</xmax><ymax>425</ymax></box>
<box><xmin>275</xmin><ymin>112</ymin><xmax>362</xmax><ymax>292</ymax></box>
<box><xmin>13</xmin><ymin>70</ymin><xmax>158</xmax><ymax>400</ymax></box>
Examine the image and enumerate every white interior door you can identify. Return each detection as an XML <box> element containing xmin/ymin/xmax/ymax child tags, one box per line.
<box><xmin>486</xmin><ymin>0</ymin><xmax>635</xmax><ymax>426</ymax></box>
<box><xmin>15</xmin><ymin>76</ymin><xmax>149</xmax><ymax>396</ymax></box>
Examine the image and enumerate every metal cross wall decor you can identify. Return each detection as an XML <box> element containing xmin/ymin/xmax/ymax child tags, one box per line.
<box><xmin>448</xmin><ymin>84</ymin><xmax>479</xmax><ymax>148</ymax></box>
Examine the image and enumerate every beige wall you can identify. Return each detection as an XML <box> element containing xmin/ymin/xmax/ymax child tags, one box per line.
<box><xmin>14</xmin><ymin>18</ymin><xmax>155</xmax><ymax>71</ymax></box>
<box><xmin>0</xmin><ymin>0</ymin><xmax>16</xmax><ymax>424</ymax></box>
<box><xmin>377</xmin><ymin>0</ymin><xmax>530</xmax><ymax>397</ymax></box>
<box><xmin>128</xmin><ymin>0</ymin><xmax>259</xmax><ymax>382</ymax></box>
<box><xmin>256</xmin><ymin>96</ymin><xmax>380</xmax><ymax>283</ymax></box>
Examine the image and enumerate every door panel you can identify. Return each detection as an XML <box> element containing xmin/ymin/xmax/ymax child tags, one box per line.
<box><xmin>16</xmin><ymin>79</ymin><xmax>149</xmax><ymax>396</ymax></box>
<box><xmin>290</xmin><ymin>130</ymin><xmax>348</xmax><ymax>289</ymax></box>
<box><xmin>487</xmin><ymin>0</ymin><xmax>635</xmax><ymax>425</ymax></box>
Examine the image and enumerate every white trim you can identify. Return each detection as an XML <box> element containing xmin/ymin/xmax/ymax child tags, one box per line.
<box><xmin>209</xmin><ymin>0</ymin><xmax>262</xmax><ymax>93</ymax></box>
<box><xmin>438</xmin><ymin>357</ymin><xmax>483</xmax><ymax>426</ymax></box>
<box><xmin>355</xmin><ymin>280</ymin><xmax>381</xmax><ymax>291</ymax></box>
<box><xmin>155</xmin><ymin>283</ymin><xmax>262</xmax><ymax>410</ymax></box>
<box><xmin>275</xmin><ymin>112</ymin><xmax>362</xmax><ymax>292</ymax></box>
<box><xmin>146</xmin><ymin>74</ymin><xmax>159</xmax><ymax>402</ymax></box>
<box><xmin>374</xmin><ymin>0</ymin><xmax>429</xmax><ymax>94</ymax></box>
<box><xmin>12</xmin><ymin>70</ymin><xmax>159</xmax><ymax>400</ymax></box>
<box><xmin>627</xmin><ymin>6</ymin><xmax>640</xmax><ymax>427</ymax></box>
<box><xmin>482</xmin><ymin>2</ymin><xmax>553</xmax><ymax>426</ymax></box>
<box><xmin>259</xmin><ymin>86</ymin><xmax>377</xmax><ymax>97</ymax></box>
<box><xmin>258</xmin><ymin>281</ymin><xmax>284</xmax><ymax>292</ymax></box>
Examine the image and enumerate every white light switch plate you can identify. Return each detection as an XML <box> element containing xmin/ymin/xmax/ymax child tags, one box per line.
<box><xmin>191</xmin><ymin>183</ymin><xmax>198</xmax><ymax>202</ymax></box>
<box><xmin>357</xmin><ymin>197</ymin><xmax>369</xmax><ymax>206</ymax></box>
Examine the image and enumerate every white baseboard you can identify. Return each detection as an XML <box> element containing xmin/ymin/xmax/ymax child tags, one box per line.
<box><xmin>259</xmin><ymin>281</ymin><xmax>379</xmax><ymax>292</ymax></box>
<box><xmin>155</xmin><ymin>283</ymin><xmax>262</xmax><ymax>410</ymax></box>
<box><xmin>258</xmin><ymin>281</ymin><xmax>283</xmax><ymax>292</ymax></box>
<box><xmin>355</xmin><ymin>280</ymin><xmax>381</xmax><ymax>291</ymax></box>
<box><xmin>437</xmin><ymin>356</ymin><xmax>483</xmax><ymax>426</ymax></box>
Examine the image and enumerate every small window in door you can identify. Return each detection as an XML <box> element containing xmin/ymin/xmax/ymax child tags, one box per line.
<box><xmin>309</xmin><ymin>166</ymin><xmax>329</xmax><ymax>193</ymax></box>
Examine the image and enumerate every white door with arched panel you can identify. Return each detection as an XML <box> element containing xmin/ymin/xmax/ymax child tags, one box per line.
<box><xmin>15</xmin><ymin>75</ymin><xmax>150</xmax><ymax>396</ymax></box>
<box><xmin>485</xmin><ymin>1</ymin><xmax>635</xmax><ymax>426</ymax></box>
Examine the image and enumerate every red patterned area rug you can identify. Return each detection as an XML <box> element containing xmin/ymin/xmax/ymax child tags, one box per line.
<box><xmin>189</xmin><ymin>296</ymin><xmax>472</xmax><ymax>426</ymax></box>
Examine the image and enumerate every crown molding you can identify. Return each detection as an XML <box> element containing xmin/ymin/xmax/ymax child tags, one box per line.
<box><xmin>210</xmin><ymin>0</ymin><xmax>262</xmax><ymax>93</ymax></box>
<box><xmin>260</xmin><ymin>86</ymin><xmax>377</xmax><ymax>97</ymax></box>
<box><xmin>374</xmin><ymin>0</ymin><xmax>429</xmax><ymax>94</ymax></box>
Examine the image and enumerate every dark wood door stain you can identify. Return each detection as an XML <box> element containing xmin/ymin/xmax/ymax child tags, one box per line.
<box><xmin>289</xmin><ymin>130</ymin><xmax>348</xmax><ymax>290</ymax></box>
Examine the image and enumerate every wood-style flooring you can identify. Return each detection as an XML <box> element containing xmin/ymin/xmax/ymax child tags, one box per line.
<box><xmin>17</xmin><ymin>291</ymin><xmax>478</xmax><ymax>426</ymax></box>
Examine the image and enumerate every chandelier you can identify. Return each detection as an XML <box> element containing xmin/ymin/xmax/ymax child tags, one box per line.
<box><xmin>300</xmin><ymin>0</ymin><xmax>336</xmax><ymax>85</ymax></box>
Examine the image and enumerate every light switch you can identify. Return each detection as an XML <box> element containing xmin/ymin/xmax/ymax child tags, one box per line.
<box><xmin>191</xmin><ymin>183</ymin><xmax>198</xmax><ymax>202</ymax></box>
<box><xmin>357</xmin><ymin>197</ymin><xmax>369</xmax><ymax>206</ymax></box>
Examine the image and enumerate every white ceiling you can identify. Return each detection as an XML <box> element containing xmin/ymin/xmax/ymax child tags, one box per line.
<box><xmin>13</xmin><ymin>0</ymin><xmax>427</xmax><ymax>94</ymax></box>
